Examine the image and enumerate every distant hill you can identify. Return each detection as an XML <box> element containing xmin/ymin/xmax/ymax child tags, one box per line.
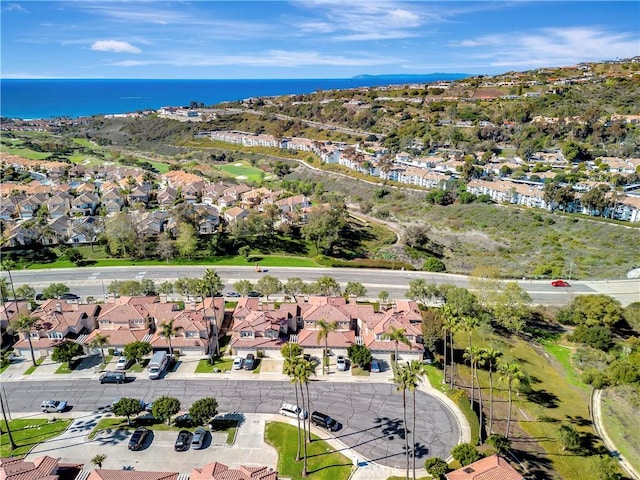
<box><xmin>352</xmin><ymin>73</ymin><xmax>471</xmax><ymax>81</ymax></box>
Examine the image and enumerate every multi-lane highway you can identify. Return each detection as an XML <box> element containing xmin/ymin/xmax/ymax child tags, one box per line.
<box><xmin>4</xmin><ymin>265</ymin><xmax>638</xmax><ymax>306</ymax></box>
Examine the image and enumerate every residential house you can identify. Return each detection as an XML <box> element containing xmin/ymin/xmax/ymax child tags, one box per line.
<box><xmin>87</xmin><ymin>470</ymin><xmax>178</xmax><ymax>480</ymax></box>
<box><xmin>445</xmin><ymin>454</ymin><xmax>523</xmax><ymax>480</ymax></box>
<box><xmin>17</xmin><ymin>193</ymin><xmax>48</xmax><ymax>220</ymax></box>
<box><xmin>191</xmin><ymin>462</ymin><xmax>277</xmax><ymax>480</ymax></box>
<box><xmin>224</xmin><ymin>206</ymin><xmax>248</xmax><ymax>223</ymax></box>
<box><xmin>151</xmin><ymin>310</ymin><xmax>210</xmax><ymax>355</ymax></box>
<box><xmin>70</xmin><ymin>192</ymin><xmax>99</xmax><ymax>216</ymax></box>
<box><xmin>0</xmin><ymin>300</ymin><xmax>30</xmax><ymax>330</ymax></box>
<box><xmin>194</xmin><ymin>205</ymin><xmax>220</xmax><ymax>235</ymax></box>
<box><xmin>13</xmin><ymin>299</ymin><xmax>100</xmax><ymax>357</ymax></box>
<box><xmin>156</xmin><ymin>186</ymin><xmax>178</xmax><ymax>208</ymax></box>
<box><xmin>0</xmin><ymin>456</ymin><xmax>75</xmax><ymax>480</ymax></box>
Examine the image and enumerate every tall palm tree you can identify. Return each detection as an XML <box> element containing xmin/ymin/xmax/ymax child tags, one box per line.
<box><xmin>393</xmin><ymin>363</ymin><xmax>411</xmax><ymax>480</ymax></box>
<box><xmin>499</xmin><ymin>360</ymin><xmax>526</xmax><ymax>438</ymax></box>
<box><xmin>159</xmin><ymin>318</ymin><xmax>179</xmax><ymax>356</ymax></box>
<box><xmin>405</xmin><ymin>361</ymin><xmax>424</xmax><ymax>480</ymax></box>
<box><xmin>286</xmin><ymin>356</ymin><xmax>303</xmax><ymax>462</ymax></box>
<box><xmin>13</xmin><ymin>314</ymin><xmax>39</xmax><ymax>366</ymax></box>
<box><xmin>202</xmin><ymin>268</ymin><xmax>223</xmax><ymax>298</ymax></box>
<box><xmin>464</xmin><ymin>346</ymin><xmax>483</xmax><ymax>443</ymax></box>
<box><xmin>316</xmin><ymin>320</ymin><xmax>337</xmax><ymax>375</ymax></box>
<box><xmin>382</xmin><ymin>326</ymin><xmax>411</xmax><ymax>370</ymax></box>
<box><xmin>89</xmin><ymin>333</ymin><xmax>109</xmax><ymax>365</ymax></box>
<box><xmin>480</xmin><ymin>347</ymin><xmax>502</xmax><ymax>435</ymax></box>
<box><xmin>1</xmin><ymin>260</ymin><xmax>18</xmax><ymax>304</ymax></box>
<box><xmin>0</xmin><ymin>389</ymin><xmax>16</xmax><ymax>450</ymax></box>
<box><xmin>440</xmin><ymin>310</ymin><xmax>455</xmax><ymax>385</ymax></box>
<box><xmin>441</xmin><ymin>305</ymin><xmax>460</xmax><ymax>388</ymax></box>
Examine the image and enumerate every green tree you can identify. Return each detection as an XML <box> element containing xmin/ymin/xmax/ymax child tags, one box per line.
<box><xmin>382</xmin><ymin>326</ymin><xmax>411</xmax><ymax>369</ymax></box>
<box><xmin>104</xmin><ymin>212</ymin><xmax>138</xmax><ymax>258</ymax></box>
<box><xmin>14</xmin><ymin>284</ymin><xmax>36</xmax><ymax>302</ymax></box>
<box><xmin>286</xmin><ymin>356</ymin><xmax>304</xmax><ymax>462</ymax></box>
<box><xmin>41</xmin><ymin>283</ymin><xmax>70</xmax><ymax>299</ymax></box>
<box><xmin>557</xmin><ymin>295</ymin><xmax>623</xmax><ymax>328</ymax></box>
<box><xmin>488</xmin><ymin>281</ymin><xmax>531</xmax><ymax>333</ymax></box>
<box><xmin>112</xmin><ymin>397</ymin><xmax>144</xmax><ymax>425</ymax></box>
<box><xmin>486</xmin><ymin>433</ymin><xmax>511</xmax><ymax>454</ymax></box>
<box><xmin>464</xmin><ymin>346</ymin><xmax>484</xmax><ymax>440</ymax></box>
<box><xmin>623</xmin><ymin>302</ymin><xmax>640</xmax><ymax>333</ymax></box>
<box><xmin>1</xmin><ymin>260</ymin><xmax>18</xmax><ymax>304</ymax></box>
<box><xmin>558</xmin><ymin>424</ymin><xmax>581</xmax><ymax>452</ymax></box>
<box><xmin>188</xmin><ymin>397</ymin><xmax>219</xmax><ymax>426</ymax></box>
<box><xmin>284</xmin><ymin>277</ymin><xmax>306</xmax><ymax>298</ymax></box>
<box><xmin>176</xmin><ymin>222</ymin><xmax>198</xmax><ymax>258</ymax></box>
<box><xmin>158</xmin><ymin>281</ymin><xmax>174</xmax><ymax>295</ymax></box>
<box><xmin>255</xmin><ymin>274</ymin><xmax>282</xmax><ymax>300</ymax></box>
<box><xmin>202</xmin><ymin>268</ymin><xmax>223</xmax><ymax>298</ymax></box>
<box><xmin>344</xmin><ymin>281</ymin><xmax>367</xmax><ymax>300</ymax></box>
<box><xmin>347</xmin><ymin>344</ymin><xmax>372</xmax><ymax>369</ymax></box>
<box><xmin>12</xmin><ymin>314</ymin><xmax>39</xmax><ymax>366</ymax></box>
<box><xmin>234</xmin><ymin>279</ymin><xmax>254</xmax><ymax>297</ymax></box>
<box><xmin>422</xmin><ymin>257</ymin><xmax>446</xmax><ymax>272</ymax></box>
<box><xmin>479</xmin><ymin>347</ymin><xmax>502</xmax><ymax>435</ymax></box>
<box><xmin>123</xmin><ymin>341</ymin><xmax>152</xmax><ymax>364</ymax></box>
<box><xmin>302</xmin><ymin>203</ymin><xmax>346</xmax><ymax>255</ymax></box>
<box><xmin>152</xmin><ymin>395</ymin><xmax>181</xmax><ymax>425</ymax></box>
<box><xmin>499</xmin><ymin>361</ymin><xmax>527</xmax><ymax>438</ymax></box>
<box><xmin>281</xmin><ymin>342</ymin><xmax>303</xmax><ymax>364</ymax></box>
<box><xmin>159</xmin><ymin>318</ymin><xmax>180</xmax><ymax>356</ymax></box>
<box><xmin>316</xmin><ymin>320</ymin><xmax>337</xmax><ymax>375</ymax></box>
<box><xmin>91</xmin><ymin>454</ymin><xmax>107</xmax><ymax>469</ymax></box>
<box><xmin>424</xmin><ymin>457</ymin><xmax>447</xmax><ymax>479</ymax></box>
<box><xmin>451</xmin><ymin>442</ymin><xmax>481</xmax><ymax>466</ymax></box>
<box><xmin>393</xmin><ymin>363</ymin><xmax>411</xmax><ymax>479</ymax></box>
<box><xmin>313</xmin><ymin>275</ymin><xmax>341</xmax><ymax>296</ymax></box>
<box><xmin>378</xmin><ymin>290</ymin><xmax>390</xmax><ymax>305</ymax></box>
<box><xmin>51</xmin><ymin>341</ymin><xmax>84</xmax><ymax>365</ymax></box>
<box><xmin>64</xmin><ymin>247</ymin><xmax>85</xmax><ymax>266</ymax></box>
<box><xmin>89</xmin><ymin>332</ymin><xmax>109</xmax><ymax>365</ymax></box>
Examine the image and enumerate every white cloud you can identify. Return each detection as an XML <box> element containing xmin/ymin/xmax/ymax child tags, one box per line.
<box><xmin>91</xmin><ymin>40</ymin><xmax>142</xmax><ymax>54</ymax></box>
<box><xmin>2</xmin><ymin>3</ymin><xmax>28</xmax><ymax>13</ymax></box>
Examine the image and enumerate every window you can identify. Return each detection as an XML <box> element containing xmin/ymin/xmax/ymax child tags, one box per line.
<box><xmin>240</xmin><ymin>331</ymin><xmax>254</xmax><ymax>338</ymax></box>
<box><xmin>29</xmin><ymin>332</ymin><xmax>39</xmax><ymax>339</ymax></box>
<box><xmin>48</xmin><ymin>332</ymin><xmax>63</xmax><ymax>339</ymax></box>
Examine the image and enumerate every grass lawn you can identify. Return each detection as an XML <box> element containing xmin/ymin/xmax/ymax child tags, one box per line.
<box><xmin>195</xmin><ymin>357</ymin><xmax>234</xmax><ymax>373</ymax></box>
<box><xmin>23</xmin><ymin>357</ymin><xmax>45</xmax><ymax>375</ymax></box>
<box><xmin>600</xmin><ymin>386</ymin><xmax>640</xmax><ymax>474</ymax></box>
<box><xmin>541</xmin><ymin>341</ymin><xmax>586</xmax><ymax>390</ymax></box>
<box><xmin>217</xmin><ymin>162</ymin><xmax>265</xmax><ymax>182</ymax></box>
<box><xmin>54</xmin><ymin>362</ymin><xmax>73</xmax><ymax>374</ymax></box>
<box><xmin>1</xmin><ymin>144</ymin><xmax>52</xmax><ymax>160</ymax></box>
<box><xmin>351</xmin><ymin>366</ymin><xmax>370</xmax><ymax>376</ymax></box>
<box><xmin>128</xmin><ymin>361</ymin><xmax>147</xmax><ymax>373</ymax></box>
<box><xmin>265</xmin><ymin>422</ymin><xmax>353</xmax><ymax>480</ymax></box>
<box><xmin>0</xmin><ymin>418</ymin><xmax>72</xmax><ymax>457</ymax></box>
<box><xmin>0</xmin><ymin>363</ymin><xmax>10</xmax><ymax>374</ymax></box>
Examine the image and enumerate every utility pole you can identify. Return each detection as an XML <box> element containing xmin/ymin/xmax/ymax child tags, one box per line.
<box><xmin>0</xmin><ymin>387</ymin><xmax>16</xmax><ymax>450</ymax></box>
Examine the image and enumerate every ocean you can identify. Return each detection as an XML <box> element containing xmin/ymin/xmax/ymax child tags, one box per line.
<box><xmin>1</xmin><ymin>75</ymin><xmax>468</xmax><ymax>120</ymax></box>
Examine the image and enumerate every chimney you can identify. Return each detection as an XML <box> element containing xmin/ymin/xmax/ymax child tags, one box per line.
<box><xmin>55</xmin><ymin>302</ymin><xmax>62</xmax><ymax>313</ymax></box>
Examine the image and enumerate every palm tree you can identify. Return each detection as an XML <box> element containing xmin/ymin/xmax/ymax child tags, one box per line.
<box><xmin>440</xmin><ymin>310</ymin><xmax>456</xmax><ymax>385</ymax></box>
<box><xmin>286</xmin><ymin>356</ymin><xmax>303</xmax><ymax>462</ymax></box>
<box><xmin>13</xmin><ymin>314</ymin><xmax>39</xmax><ymax>367</ymax></box>
<box><xmin>499</xmin><ymin>360</ymin><xmax>526</xmax><ymax>438</ymax></box>
<box><xmin>1</xmin><ymin>260</ymin><xmax>18</xmax><ymax>304</ymax></box>
<box><xmin>0</xmin><ymin>390</ymin><xmax>16</xmax><ymax>450</ymax></box>
<box><xmin>316</xmin><ymin>320</ymin><xmax>337</xmax><ymax>375</ymax></box>
<box><xmin>405</xmin><ymin>360</ymin><xmax>424</xmax><ymax>480</ymax></box>
<box><xmin>159</xmin><ymin>318</ymin><xmax>180</xmax><ymax>356</ymax></box>
<box><xmin>91</xmin><ymin>454</ymin><xmax>107</xmax><ymax>469</ymax></box>
<box><xmin>464</xmin><ymin>346</ymin><xmax>483</xmax><ymax>443</ymax></box>
<box><xmin>89</xmin><ymin>333</ymin><xmax>109</xmax><ymax>365</ymax></box>
<box><xmin>202</xmin><ymin>268</ymin><xmax>223</xmax><ymax>298</ymax></box>
<box><xmin>441</xmin><ymin>305</ymin><xmax>462</xmax><ymax>388</ymax></box>
<box><xmin>480</xmin><ymin>347</ymin><xmax>502</xmax><ymax>435</ymax></box>
<box><xmin>382</xmin><ymin>326</ymin><xmax>411</xmax><ymax>370</ymax></box>
<box><xmin>393</xmin><ymin>363</ymin><xmax>411</xmax><ymax>480</ymax></box>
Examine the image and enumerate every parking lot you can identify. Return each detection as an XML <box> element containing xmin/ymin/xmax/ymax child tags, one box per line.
<box><xmin>26</xmin><ymin>412</ymin><xmax>278</xmax><ymax>473</ymax></box>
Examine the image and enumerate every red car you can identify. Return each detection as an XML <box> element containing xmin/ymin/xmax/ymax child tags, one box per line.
<box><xmin>551</xmin><ymin>280</ymin><xmax>571</xmax><ymax>287</ymax></box>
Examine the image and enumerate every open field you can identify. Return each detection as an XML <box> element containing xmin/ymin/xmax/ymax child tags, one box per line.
<box><xmin>217</xmin><ymin>162</ymin><xmax>265</xmax><ymax>182</ymax></box>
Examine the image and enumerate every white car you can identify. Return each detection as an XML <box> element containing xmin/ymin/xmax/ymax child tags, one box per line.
<box><xmin>279</xmin><ymin>403</ymin><xmax>308</xmax><ymax>419</ymax></box>
<box><xmin>336</xmin><ymin>356</ymin><xmax>347</xmax><ymax>371</ymax></box>
<box><xmin>232</xmin><ymin>357</ymin><xmax>244</xmax><ymax>370</ymax></box>
<box><xmin>41</xmin><ymin>400</ymin><xmax>67</xmax><ymax>413</ymax></box>
<box><xmin>116</xmin><ymin>357</ymin><xmax>132</xmax><ymax>370</ymax></box>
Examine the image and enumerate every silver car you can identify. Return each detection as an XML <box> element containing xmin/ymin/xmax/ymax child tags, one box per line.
<box><xmin>191</xmin><ymin>426</ymin><xmax>207</xmax><ymax>449</ymax></box>
<box><xmin>41</xmin><ymin>400</ymin><xmax>67</xmax><ymax>413</ymax></box>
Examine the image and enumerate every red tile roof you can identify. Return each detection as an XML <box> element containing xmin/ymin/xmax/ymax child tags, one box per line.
<box><xmin>0</xmin><ymin>456</ymin><xmax>60</xmax><ymax>480</ymax></box>
<box><xmin>191</xmin><ymin>462</ymin><xmax>277</xmax><ymax>480</ymax></box>
<box><xmin>445</xmin><ymin>454</ymin><xmax>523</xmax><ymax>480</ymax></box>
<box><xmin>87</xmin><ymin>470</ymin><xmax>178</xmax><ymax>480</ymax></box>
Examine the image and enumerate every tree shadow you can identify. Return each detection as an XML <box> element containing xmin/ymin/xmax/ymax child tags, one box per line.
<box><xmin>526</xmin><ymin>389</ymin><xmax>559</xmax><ymax>408</ymax></box>
<box><xmin>511</xmin><ymin>448</ymin><xmax>555</xmax><ymax>480</ymax></box>
<box><xmin>373</xmin><ymin>416</ymin><xmax>406</xmax><ymax>440</ymax></box>
<box><xmin>565</xmin><ymin>415</ymin><xmax>592</xmax><ymax>427</ymax></box>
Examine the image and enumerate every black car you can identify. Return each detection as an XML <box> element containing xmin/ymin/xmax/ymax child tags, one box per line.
<box><xmin>311</xmin><ymin>411</ymin><xmax>341</xmax><ymax>432</ymax></box>
<box><xmin>247</xmin><ymin>291</ymin><xmax>262</xmax><ymax>297</ymax></box>
<box><xmin>174</xmin><ymin>430</ymin><xmax>192</xmax><ymax>451</ymax></box>
<box><xmin>174</xmin><ymin>414</ymin><xmax>193</xmax><ymax>427</ymax></box>
<box><xmin>243</xmin><ymin>353</ymin><xmax>256</xmax><ymax>370</ymax></box>
<box><xmin>128</xmin><ymin>427</ymin><xmax>149</xmax><ymax>450</ymax></box>
<box><xmin>59</xmin><ymin>293</ymin><xmax>80</xmax><ymax>300</ymax></box>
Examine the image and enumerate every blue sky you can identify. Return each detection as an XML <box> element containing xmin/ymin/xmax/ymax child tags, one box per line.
<box><xmin>1</xmin><ymin>1</ymin><xmax>639</xmax><ymax>79</ymax></box>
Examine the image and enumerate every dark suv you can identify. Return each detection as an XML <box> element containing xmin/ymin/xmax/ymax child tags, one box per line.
<box><xmin>128</xmin><ymin>427</ymin><xmax>149</xmax><ymax>450</ymax></box>
<box><xmin>311</xmin><ymin>411</ymin><xmax>341</xmax><ymax>432</ymax></box>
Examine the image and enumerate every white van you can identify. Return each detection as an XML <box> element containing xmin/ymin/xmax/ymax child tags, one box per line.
<box><xmin>148</xmin><ymin>351</ymin><xmax>169</xmax><ymax>380</ymax></box>
<box><xmin>279</xmin><ymin>403</ymin><xmax>307</xmax><ymax>419</ymax></box>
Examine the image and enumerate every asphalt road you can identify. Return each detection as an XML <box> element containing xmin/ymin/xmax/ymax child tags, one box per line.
<box><xmin>2</xmin><ymin>378</ymin><xmax>459</xmax><ymax>469</ymax></box>
<box><xmin>4</xmin><ymin>265</ymin><xmax>639</xmax><ymax>306</ymax></box>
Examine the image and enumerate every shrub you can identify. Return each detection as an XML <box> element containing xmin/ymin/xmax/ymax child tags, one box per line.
<box><xmin>423</xmin><ymin>256</ymin><xmax>446</xmax><ymax>272</ymax></box>
<box><xmin>424</xmin><ymin>457</ymin><xmax>448</xmax><ymax>479</ymax></box>
<box><xmin>451</xmin><ymin>442</ymin><xmax>481</xmax><ymax>466</ymax></box>
<box><xmin>581</xmin><ymin>368</ymin><xmax>610</xmax><ymax>388</ymax></box>
<box><xmin>569</xmin><ymin>324</ymin><xmax>613</xmax><ymax>351</ymax></box>
<box><xmin>486</xmin><ymin>434</ymin><xmax>512</xmax><ymax>454</ymax></box>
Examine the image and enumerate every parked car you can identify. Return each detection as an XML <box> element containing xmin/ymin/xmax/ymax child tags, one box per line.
<box><xmin>551</xmin><ymin>279</ymin><xmax>571</xmax><ymax>287</ymax></box>
<box><xmin>116</xmin><ymin>357</ymin><xmax>133</xmax><ymax>370</ymax></box>
<box><xmin>59</xmin><ymin>293</ymin><xmax>80</xmax><ymax>300</ymax></box>
<box><xmin>370</xmin><ymin>359</ymin><xmax>381</xmax><ymax>373</ymax></box>
<box><xmin>41</xmin><ymin>400</ymin><xmax>67</xmax><ymax>413</ymax></box>
<box><xmin>128</xmin><ymin>427</ymin><xmax>149</xmax><ymax>450</ymax></box>
<box><xmin>336</xmin><ymin>356</ymin><xmax>347</xmax><ymax>371</ymax></box>
<box><xmin>191</xmin><ymin>426</ymin><xmax>207</xmax><ymax>449</ymax></box>
<box><xmin>232</xmin><ymin>357</ymin><xmax>244</xmax><ymax>370</ymax></box>
<box><xmin>243</xmin><ymin>353</ymin><xmax>256</xmax><ymax>370</ymax></box>
<box><xmin>226</xmin><ymin>291</ymin><xmax>241</xmax><ymax>298</ymax></box>
<box><xmin>247</xmin><ymin>291</ymin><xmax>262</xmax><ymax>297</ymax></box>
<box><xmin>174</xmin><ymin>430</ymin><xmax>192</xmax><ymax>451</ymax></box>
<box><xmin>311</xmin><ymin>411</ymin><xmax>341</xmax><ymax>432</ymax></box>
<box><xmin>174</xmin><ymin>413</ymin><xmax>193</xmax><ymax>427</ymax></box>
<box><xmin>99</xmin><ymin>371</ymin><xmax>126</xmax><ymax>384</ymax></box>
<box><xmin>279</xmin><ymin>402</ymin><xmax>307</xmax><ymax>419</ymax></box>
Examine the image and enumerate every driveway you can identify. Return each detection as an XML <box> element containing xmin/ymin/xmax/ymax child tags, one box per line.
<box><xmin>26</xmin><ymin>412</ymin><xmax>277</xmax><ymax>473</ymax></box>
